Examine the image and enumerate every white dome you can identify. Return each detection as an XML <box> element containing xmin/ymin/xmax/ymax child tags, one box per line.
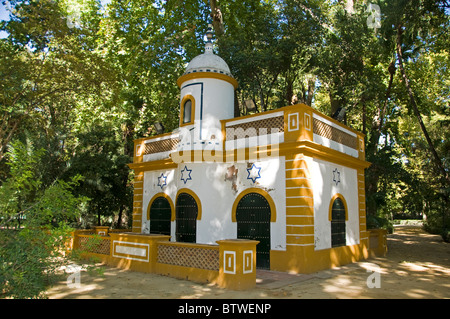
<box><xmin>183</xmin><ymin>43</ymin><xmax>232</xmax><ymax>77</ymax></box>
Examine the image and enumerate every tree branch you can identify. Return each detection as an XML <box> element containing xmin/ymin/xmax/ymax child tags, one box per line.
<box><xmin>396</xmin><ymin>25</ymin><xmax>449</xmax><ymax>184</ymax></box>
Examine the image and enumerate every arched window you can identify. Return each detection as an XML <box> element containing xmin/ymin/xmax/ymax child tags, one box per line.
<box><xmin>147</xmin><ymin>193</ymin><xmax>174</xmax><ymax>236</ymax></box>
<box><xmin>149</xmin><ymin>196</ymin><xmax>172</xmax><ymax>236</ymax></box>
<box><xmin>235</xmin><ymin>192</ymin><xmax>271</xmax><ymax>270</ymax></box>
<box><xmin>180</xmin><ymin>95</ymin><xmax>195</xmax><ymax>126</ymax></box>
<box><xmin>330</xmin><ymin>196</ymin><xmax>347</xmax><ymax>247</ymax></box>
<box><xmin>175</xmin><ymin>192</ymin><xmax>198</xmax><ymax>243</ymax></box>
<box><xmin>182</xmin><ymin>100</ymin><xmax>192</xmax><ymax>124</ymax></box>
<box><xmin>232</xmin><ymin>188</ymin><xmax>276</xmax><ymax>270</ymax></box>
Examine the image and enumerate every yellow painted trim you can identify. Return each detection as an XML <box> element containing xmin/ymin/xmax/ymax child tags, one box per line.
<box><xmin>328</xmin><ymin>193</ymin><xmax>349</xmax><ymax>221</ymax></box>
<box><xmin>278</xmin><ymin>140</ymin><xmax>371</xmax><ymax>169</ymax></box>
<box><xmin>286</xmin><ymin>216</ymin><xmax>314</xmax><ymax>225</ymax></box>
<box><xmin>285</xmin><ymin>168</ymin><xmax>310</xmax><ymax>179</ymax></box>
<box><xmin>283</xmin><ymin>104</ymin><xmax>314</xmax><ymax>143</ymax></box>
<box><xmin>286</xmin><ymin>187</ymin><xmax>313</xmax><ymax>198</ymax></box>
<box><xmin>285</xmin><ymin>178</ymin><xmax>313</xmax><ymax>189</ymax></box>
<box><xmin>133</xmin><ymin>132</ymin><xmax>180</xmax><ymax>163</ymax></box>
<box><xmin>286</xmin><ymin>235</ymin><xmax>315</xmax><ymax>245</ymax></box>
<box><xmin>175</xmin><ymin>188</ymin><xmax>202</xmax><ymax>220</ymax></box>
<box><xmin>285</xmin><ymin>158</ymin><xmax>309</xmax><ymax>170</ymax></box>
<box><xmin>134</xmin><ymin>131</ymin><xmax>178</xmax><ymax>144</ymax></box>
<box><xmin>286</xmin><ymin>225</ymin><xmax>314</xmax><ymax>235</ymax></box>
<box><xmin>286</xmin><ymin>196</ymin><xmax>314</xmax><ymax>208</ymax></box>
<box><xmin>231</xmin><ymin>188</ymin><xmax>276</xmax><ymax>223</ymax></box>
<box><xmin>128</xmin><ymin>159</ymin><xmax>178</xmax><ymax>172</ymax></box>
<box><xmin>179</xmin><ymin>94</ymin><xmax>196</xmax><ymax>127</ymax></box>
<box><xmin>147</xmin><ymin>192</ymin><xmax>175</xmax><ymax>222</ymax></box>
<box><xmin>286</xmin><ymin>206</ymin><xmax>314</xmax><ymax>216</ymax></box>
<box><xmin>170</xmin><ymin>150</ymin><xmax>225</xmax><ymax>164</ymax></box>
<box><xmin>221</xmin><ymin>106</ymin><xmax>285</xmax><ymax>126</ymax></box>
<box><xmin>177</xmin><ymin>72</ymin><xmax>238</xmax><ymax>89</ymax></box>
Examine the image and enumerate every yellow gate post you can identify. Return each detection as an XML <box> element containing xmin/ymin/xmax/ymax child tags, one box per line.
<box><xmin>216</xmin><ymin>239</ymin><xmax>259</xmax><ymax>290</ymax></box>
<box><xmin>93</xmin><ymin>226</ymin><xmax>110</xmax><ymax>236</ymax></box>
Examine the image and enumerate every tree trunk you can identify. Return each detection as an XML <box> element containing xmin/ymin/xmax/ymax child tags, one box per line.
<box><xmin>369</xmin><ymin>60</ymin><xmax>396</xmax><ymax>157</ymax></box>
<box><xmin>117</xmin><ymin>204</ymin><xmax>124</xmax><ymax>229</ymax></box>
<box><xmin>234</xmin><ymin>93</ymin><xmax>240</xmax><ymax>117</ymax></box>
<box><xmin>365</xmin><ymin>61</ymin><xmax>396</xmax><ymax>217</ymax></box>
<box><xmin>306</xmin><ymin>76</ymin><xmax>315</xmax><ymax>106</ymax></box>
<box><xmin>330</xmin><ymin>93</ymin><xmax>340</xmax><ymax>118</ymax></box>
<box><xmin>210</xmin><ymin>0</ymin><xmax>224</xmax><ymax>36</ymax></box>
<box><xmin>396</xmin><ymin>25</ymin><xmax>450</xmax><ymax>184</ymax></box>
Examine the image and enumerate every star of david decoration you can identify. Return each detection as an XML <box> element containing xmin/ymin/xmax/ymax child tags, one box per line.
<box><xmin>333</xmin><ymin>168</ymin><xmax>341</xmax><ymax>186</ymax></box>
<box><xmin>157</xmin><ymin>173</ymin><xmax>167</xmax><ymax>189</ymax></box>
<box><xmin>246</xmin><ymin>163</ymin><xmax>261</xmax><ymax>183</ymax></box>
<box><xmin>180</xmin><ymin>165</ymin><xmax>192</xmax><ymax>184</ymax></box>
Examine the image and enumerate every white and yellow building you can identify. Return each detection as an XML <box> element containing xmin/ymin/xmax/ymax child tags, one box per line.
<box><xmin>128</xmin><ymin>35</ymin><xmax>372</xmax><ymax>275</ymax></box>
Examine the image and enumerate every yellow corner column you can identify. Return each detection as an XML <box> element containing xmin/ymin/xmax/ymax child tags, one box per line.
<box><xmin>358</xmin><ymin>167</ymin><xmax>369</xmax><ymax>258</ymax></box>
<box><xmin>216</xmin><ymin>239</ymin><xmax>259</xmax><ymax>290</ymax></box>
<box><xmin>284</xmin><ymin>154</ymin><xmax>314</xmax><ymax>247</ymax></box>
<box><xmin>272</xmin><ymin>152</ymin><xmax>316</xmax><ymax>273</ymax></box>
<box><xmin>131</xmin><ymin>170</ymin><xmax>144</xmax><ymax>233</ymax></box>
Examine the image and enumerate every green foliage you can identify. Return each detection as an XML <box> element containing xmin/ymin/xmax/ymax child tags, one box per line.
<box><xmin>1</xmin><ymin>0</ymin><xmax>133</xmax><ymax>228</ymax></box>
<box><xmin>0</xmin><ymin>225</ymin><xmax>74</xmax><ymax>298</ymax></box>
<box><xmin>441</xmin><ymin>229</ymin><xmax>450</xmax><ymax>243</ymax></box>
<box><xmin>0</xmin><ymin>1</ymin><xmax>449</xmax><ymax>297</ymax></box>
<box><xmin>367</xmin><ymin>215</ymin><xmax>394</xmax><ymax>234</ymax></box>
<box><xmin>0</xmin><ymin>141</ymin><xmax>89</xmax><ymax>298</ymax></box>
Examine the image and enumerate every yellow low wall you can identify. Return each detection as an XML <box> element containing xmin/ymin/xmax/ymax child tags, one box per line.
<box><xmin>271</xmin><ymin>230</ymin><xmax>387</xmax><ymax>274</ymax></box>
<box><xmin>271</xmin><ymin>240</ymin><xmax>370</xmax><ymax>274</ymax></box>
<box><xmin>154</xmin><ymin>241</ymin><xmax>219</xmax><ymax>284</ymax></box>
<box><xmin>108</xmin><ymin>232</ymin><xmax>170</xmax><ymax>273</ymax></box>
<box><xmin>72</xmin><ymin>228</ymin><xmax>387</xmax><ymax>284</ymax></box>
<box><xmin>72</xmin><ymin>231</ymin><xmax>259</xmax><ymax>290</ymax></box>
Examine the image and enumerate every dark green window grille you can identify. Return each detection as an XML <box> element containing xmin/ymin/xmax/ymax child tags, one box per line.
<box><xmin>331</xmin><ymin>197</ymin><xmax>346</xmax><ymax>247</ymax></box>
<box><xmin>176</xmin><ymin>193</ymin><xmax>198</xmax><ymax>243</ymax></box>
<box><xmin>149</xmin><ymin>197</ymin><xmax>172</xmax><ymax>236</ymax></box>
<box><xmin>236</xmin><ymin>193</ymin><xmax>271</xmax><ymax>270</ymax></box>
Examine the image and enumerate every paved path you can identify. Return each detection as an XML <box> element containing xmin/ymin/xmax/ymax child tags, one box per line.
<box><xmin>47</xmin><ymin>226</ymin><xmax>450</xmax><ymax>299</ymax></box>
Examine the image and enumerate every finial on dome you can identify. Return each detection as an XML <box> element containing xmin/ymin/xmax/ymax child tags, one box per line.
<box><xmin>205</xmin><ymin>23</ymin><xmax>214</xmax><ymax>54</ymax></box>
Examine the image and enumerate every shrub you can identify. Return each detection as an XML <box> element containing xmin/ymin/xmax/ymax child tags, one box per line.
<box><xmin>367</xmin><ymin>215</ymin><xmax>394</xmax><ymax>233</ymax></box>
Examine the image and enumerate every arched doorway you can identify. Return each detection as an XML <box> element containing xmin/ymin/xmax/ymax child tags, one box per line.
<box><xmin>331</xmin><ymin>197</ymin><xmax>346</xmax><ymax>247</ymax></box>
<box><xmin>175</xmin><ymin>193</ymin><xmax>198</xmax><ymax>243</ymax></box>
<box><xmin>149</xmin><ymin>196</ymin><xmax>172</xmax><ymax>236</ymax></box>
<box><xmin>236</xmin><ymin>192</ymin><xmax>271</xmax><ymax>269</ymax></box>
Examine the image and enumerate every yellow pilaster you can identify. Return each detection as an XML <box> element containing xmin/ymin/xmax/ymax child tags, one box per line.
<box><xmin>216</xmin><ymin>239</ymin><xmax>259</xmax><ymax>290</ymax></box>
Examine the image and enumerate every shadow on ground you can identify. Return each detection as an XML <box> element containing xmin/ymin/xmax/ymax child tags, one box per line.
<box><xmin>47</xmin><ymin>226</ymin><xmax>450</xmax><ymax>299</ymax></box>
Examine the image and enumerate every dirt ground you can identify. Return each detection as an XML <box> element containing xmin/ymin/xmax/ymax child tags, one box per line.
<box><xmin>46</xmin><ymin>225</ymin><xmax>450</xmax><ymax>299</ymax></box>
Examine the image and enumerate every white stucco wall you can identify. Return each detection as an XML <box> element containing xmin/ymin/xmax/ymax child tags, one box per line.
<box><xmin>178</xmin><ymin>77</ymin><xmax>235</xmax><ymax>151</ymax></box>
<box><xmin>310</xmin><ymin>157</ymin><xmax>360</xmax><ymax>250</ymax></box>
<box><xmin>141</xmin><ymin>156</ymin><xmax>286</xmax><ymax>250</ymax></box>
<box><xmin>142</xmin><ymin>169</ymin><xmax>177</xmax><ymax>234</ymax></box>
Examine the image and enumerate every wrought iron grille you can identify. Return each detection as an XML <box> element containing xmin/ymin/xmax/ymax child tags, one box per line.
<box><xmin>331</xmin><ymin>198</ymin><xmax>346</xmax><ymax>247</ymax></box>
<box><xmin>313</xmin><ymin>118</ymin><xmax>358</xmax><ymax>149</ymax></box>
<box><xmin>236</xmin><ymin>193</ymin><xmax>271</xmax><ymax>270</ymax></box>
<box><xmin>149</xmin><ymin>197</ymin><xmax>172</xmax><ymax>236</ymax></box>
<box><xmin>175</xmin><ymin>193</ymin><xmax>198</xmax><ymax>243</ymax></box>
<box><xmin>157</xmin><ymin>244</ymin><xmax>219</xmax><ymax>271</ymax></box>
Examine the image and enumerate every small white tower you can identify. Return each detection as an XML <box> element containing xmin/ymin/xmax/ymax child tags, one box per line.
<box><xmin>176</xmin><ymin>25</ymin><xmax>238</xmax><ymax>153</ymax></box>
